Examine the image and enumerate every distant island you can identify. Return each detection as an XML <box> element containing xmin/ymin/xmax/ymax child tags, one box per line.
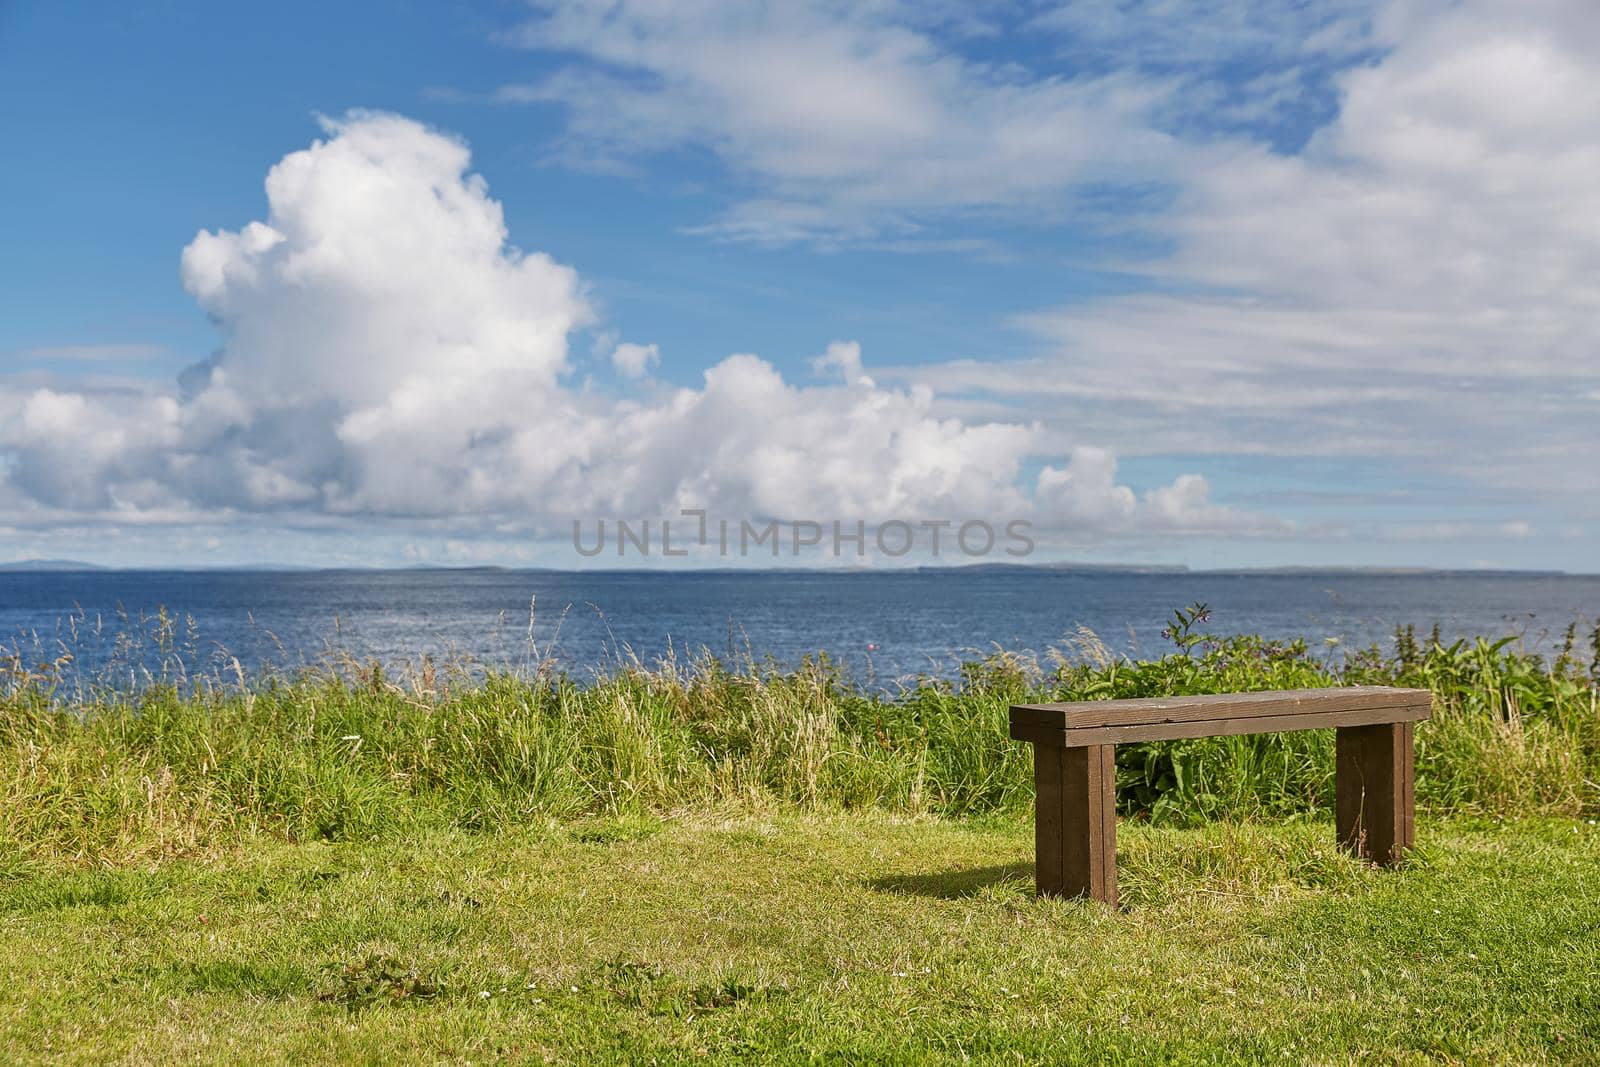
<box><xmin>0</xmin><ymin>558</ymin><xmax>1578</xmax><ymax>577</ymax></box>
<box><xmin>0</xmin><ymin>559</ymin><xmax>107</xmax><ymax>572</ymax></box>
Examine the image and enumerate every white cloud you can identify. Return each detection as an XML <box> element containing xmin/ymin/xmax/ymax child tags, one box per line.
<box><xmin>502</xmin><ymin>0</ymin><xmax>1181</xmax><ymax>241</ymax></box>
<box><xmin>1143</xmin><ymin>474</ymin><xmax>1293</xmax><ymax>537</ymax></box>
<box><xmin>1033</xmin><ymin>0</ymin><xmax>1377</xmax><ymax>68</ymax></box>
<box><xmin>810</xmin><ymin>341</ymin><xmax>875</xmax><ymax>389</ymax></box>
<box><xmin>0</xmin><ymin>112</ymin><xmax>1264</xmax><ymax>555</ymax></box>
<box><xmin>900</xmin><ymin>0</ymin><xmax>1600</xmax><ymax>508</ymax></box>
<box><xmin>610</xmin><ymin>341</ymin><xmax>659</xmax><ymax>378</ymax></box>
<box><xmin>1036</xmin><ymin>447</ymin><xmax>1136</xmax><ymax>530</ymax></box>
<box><xmin>0</xmin><ymin>385</ymin><xmax>181</xmax><ymax>512</ymax></box>
<box><xmin>1035</xmin><ymin>447</ymin><xmax>1292</xmax><ymax>541</ymax></box>
<box><xmin>1381</xmin><ymin>520</ymin><xmax>1537</xmax><ymax>543</ymax></box>
<box><xmin>1031</xmin><ymin>0</ymin><xmax>1382</xmax><ymax>140</ymax></box>
<box><xmin>10</xmin><ymin>2</ymin><xmax>1590</xmax><ymax>561</ymax></box>
<box><xmin>496</xmin><ymin>0</ymin><xmax>1599</xmax><ymax>535</ymax></box>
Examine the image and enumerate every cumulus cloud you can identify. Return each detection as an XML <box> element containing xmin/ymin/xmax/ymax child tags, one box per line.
<box><xmin>0</xmin><ymin>385</ymin><xmax>181</xmax><ymax>513</ymax></box>
<box><xmin>609</xmin><ymin>341</ymin><xmax>659</xmax><ymax>379</ymax></box>
<box><xmin>1035</xmin><ymin>447</ymin><xmax>1291</xmax><ymax>540</ymax></box>
<box><xmin>810</xmin><ymin>341</ymin><xmax>875</xmax><ymax>389</ymax></box>
<box><xmin>491</xmin><ymin>0</ymin><xmax>1598</xmax><ymax>550</ymax></box>
<box><xmin>0</xmin><ymin>111</ymin><xmax>1264</xmax><ymax>555</ymax></box>
<box><xmin>1035</xmin><ymin>448</ymin><xmax>1137</xmax><ymax>530</ymax></box>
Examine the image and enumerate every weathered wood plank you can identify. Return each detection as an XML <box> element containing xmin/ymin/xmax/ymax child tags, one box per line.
<box><xmin>1009</xmin><ymin>701</ymin><xmax>1431</xmax><ymax>748</ymax></box>
<box><xmin>1034</xmin><ymin>743</ymin><xmax>1066</xmax><ymax>896</ymax></box>
<box><xmin>1012</xmin><ymin>686</ymin><xmax>1429</xmax><ymax>731</ymax></box>
<box><xmin>1035</xmin><ymin>742</ymin><xmax>1117</xmax><ymax>903</ymax></box>
<box><xmin>1014</xmin><ymin>687</ymin><xmax>1424</xmax><ymax>901</ymax></box>
<box><xmin>1091</xmin><ymin>743</ymin><xmax>1116</xmax><ymax>905</ymax></box>
<box><xmin>1336</xmin><ymin>721</ymin><xmax>1415</xmax><ymax>866</ymax></box>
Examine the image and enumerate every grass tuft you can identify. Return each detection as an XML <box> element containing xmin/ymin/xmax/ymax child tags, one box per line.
<box><xmin>2</xmin><ymin>606</ymin><xmax>1597</xmax><ymax>867</ymax></box>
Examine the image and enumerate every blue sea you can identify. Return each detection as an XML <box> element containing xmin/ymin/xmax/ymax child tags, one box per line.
<box><xmin>2</xmin><ymin>568</ymin><xmax>1597</xmax><ymax>686</ymax></box>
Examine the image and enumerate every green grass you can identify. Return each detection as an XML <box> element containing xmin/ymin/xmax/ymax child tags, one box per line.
<box><xmin>2</xmin><ymin>814</ymin><xmax>1597</xmax><ymax>1063</ymax></box>
<box><xmin>2</xmin><ymin>609</ymin><xmax>1595</xmax><ymax>867</ymax></box>
<box><xmin>2</xmin><ymin>608</ymin><xmax>1598</xmax><ymax>1061</ymax></box>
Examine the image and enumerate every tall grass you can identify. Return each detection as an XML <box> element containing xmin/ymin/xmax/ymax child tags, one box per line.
<box><xmin>1</xmin><ymin>605</ymin><xmax>1596</xmax><ymax>866</ymax></box>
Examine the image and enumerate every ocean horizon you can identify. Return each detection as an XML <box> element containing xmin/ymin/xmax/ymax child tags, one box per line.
<box><xmin>5</xmin><ymin>566</ymin><xmax>1597</xmax><ymax>687</ymax></box>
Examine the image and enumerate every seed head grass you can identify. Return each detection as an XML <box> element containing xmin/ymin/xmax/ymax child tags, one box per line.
<box><xmin>3</xmin><ymin>605</ymin><xmax>1599</xmax><ymax>1061</ymax></box>
<box><xmin>2</xmin><ymin>605</ymin><xmax>1595</xmax><ymax>868</ymax></box>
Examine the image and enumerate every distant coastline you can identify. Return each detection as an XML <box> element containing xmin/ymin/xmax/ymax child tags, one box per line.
<box><xmin>0</xmin><ymin>559</ymin><xmax>109</xmax><ymax>572</ymax></box>
<box><xmin>0</xmin><ymin>558</ymin><xmax>1578</xmax><ymax>578</ymax></box>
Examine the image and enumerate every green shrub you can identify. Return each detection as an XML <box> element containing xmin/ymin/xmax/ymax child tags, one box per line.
<box><xmin>2</xmin><ymin>605</ymin><xmax>1595</xmax><ymax>864</ymax></box>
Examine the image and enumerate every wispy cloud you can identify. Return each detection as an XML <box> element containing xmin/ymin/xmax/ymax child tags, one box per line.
<box><xmin>896</xmin><ymin>0</ymin><xmax>1600</xmax><ymax>514</ymax></box>
<box><xmin>1380</xmin><ymin>520</ymin><xmax>1537</xmax><ymax>543</ymax></box>
<box><xmin>498</xmin><ymin>0</ymin><xmax>1184</xmax><ymax>242</ymax></box>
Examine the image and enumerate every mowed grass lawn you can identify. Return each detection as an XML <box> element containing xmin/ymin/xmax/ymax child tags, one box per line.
<box><xmin>2</xmin><ymin>814</ymin><xmax>1597</xmax><ymax>1064</ymax></box>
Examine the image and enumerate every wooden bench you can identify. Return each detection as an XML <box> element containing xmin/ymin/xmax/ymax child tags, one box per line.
<box><xmin>1009</xmin><ymin>686</ymin><xmax>1432</xmax><ymax>905</ymax></box>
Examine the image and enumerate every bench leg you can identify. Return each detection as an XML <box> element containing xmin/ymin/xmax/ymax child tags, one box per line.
<box><xmin>1335</xmin><ymin>722</ymin><xmax>1415</xmax><ymax>866</ymax></box>
<box><xmin>1034</xmin><ymin>743</ymin><xmax>1117</xmax><ymax>904</ymax></box>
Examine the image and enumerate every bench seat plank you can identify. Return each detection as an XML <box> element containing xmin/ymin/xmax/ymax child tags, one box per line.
<box><xmin>1012</xmin><ymin>685</ymin><xmax>1430</xmax><ymax>737</ymax></box>
<box><xmin>1010</xmin><ymin>685</ymin><xmax>1429</xmax><ymax>901</ymax></box>
<box><xmin>1010</xmin><ymin>700</ymin><xmax>1430</xmax><ymax>747</ymax></box>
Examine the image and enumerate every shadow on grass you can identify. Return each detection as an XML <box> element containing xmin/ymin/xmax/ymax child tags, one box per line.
<box><xmin>869</xmin><ymin>862</ymin><xmax>1034</xmax><ymax>899</ymax></box>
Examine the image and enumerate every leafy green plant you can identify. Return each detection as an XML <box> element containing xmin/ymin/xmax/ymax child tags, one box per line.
<box><xmin>319</xmin><ymin>953</ymin><xmax>440</xmax><ymax>1011</ymax></box>
<box><xmin>2</xmin><ymin>607</ymin><xmax>1596</xmax><ymax>866</ymax></box>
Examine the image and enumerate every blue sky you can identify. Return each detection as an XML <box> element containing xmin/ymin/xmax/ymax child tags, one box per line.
<box><xmin>2</xmin><ymin>1</ymin><xmax>1597</xmax><ymax>570</ymax></box>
